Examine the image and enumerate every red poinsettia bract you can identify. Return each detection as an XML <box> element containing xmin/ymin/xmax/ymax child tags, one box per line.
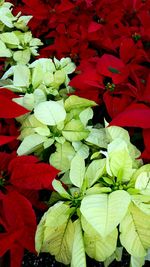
<box><xmin>0</xmin><ymin>89</ymin><xmax>29</xmax><ymax>148</ymax></box>
<box><xmin>0</xmin><ymin>153</ymin><xmax>59</xmax><ymax>267</ymax></box>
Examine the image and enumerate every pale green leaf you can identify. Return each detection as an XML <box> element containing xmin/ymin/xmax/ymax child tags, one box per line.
<box><xmin>60</xmin><ymin>171</ymin><xmax>72</xmax><ymax>185</ymax></box>
<box><xmin>62</xmin><ymin>119</ymin><xmax>89</xmax><ymax>142</ymax></box>
<box><xmin>13</xmin><ymin>49</ymin><xmax>31</xmax><ymax>64</ymax></box>
<box><xmin>85</xmin><ymin>159</ymin><xmax>106</xmax><ymax>187</ymax></box>
<box><xmin>84</xmin><ymin>227</ymin><xmax>118</xmax><ymax>261</ymax></box>
<box><xmin>132</xmin><ymin>195</ymin><xmax>150</xmax><ymax>215</ymax></box>
<box><xmin>13</xmin><ymin>64</ymin><xmax>30</xmax><ymax>87</ymax></box>
<box><xmin>50</xmin><ymin>141</ymin><xmax>75</xmax><ymax>171</ymax></box>
<box><xmin>104</xmin><ymin>247</ymin><xmax>123</xmax><ymax>267</ymax></box>
<box><xmin>81</xmin><ymin>215</ymin><xmax>118</xmax><ymax>261</ymax></box>
<box><xmin>106</xmin><ymin>126</ymin><xmax>130</xmax><ymax>143</ymax></box>
<box><xmin>120</xmin><ymin>202</ymin><xmax>150</xmax><ymax>257</ymax></box>
<box><xmin>34</xmin><ymin>100</ymin><xmax>66</xmax><ymax>126</ymax></box>
<box><xmin>0</xmin><ymin>32</ymin><xmax>19</xmax><ymax>45</ymax></box>
<box><xmin>86</xmin><ymin>185</ymin><xmax>112</xmax><ymax>195</ymax></box>
<box><xmin>108</xmin><ymin>139</ymin><xmax>134</xmax><ymax>182</ymax></box>
<box><xmin>60</xmin><ymin>57</ymin><xmax>76</xmax><ymax>74</ymax></box>
<box><xmin>71</xmin><ymin>219</ymin><xmax>86</xmax><ymax>267</ymax></box>
<box><xmin>53</xmin><ymin>70</ymin><xmax>66</xmax><ymax>85</ymax></box>
<box><xmin>135</xmin><ymin>170</ymin><xmax>150</xmax><ymax>195</ymax></box>
<box><xmin>30</xmin><ymin>58</ymin><xmax>56</xmax><ymax>73</ymax></box>
<box><xmin>65</xmin><ymin>95</ymin><xmax>97</xmax><ymax>112</ymax></box>
<box><xmin>69</xmin><ymin>154</ymin><xmax>85</xmax><ymax>188</ymax></box>
<box><xmin>130</xmin><ymin>256</ymin><xmax>145</xmax><ymax>267</ymax></box>
<box><xmin>145</xmin><ymin>249</ymin><xmax>150</xmax><ymax>261</ymax></box>
<box><xmin>80</xmin><ymin>190</ymin><xmax>131</xmax><ymax>237</ymax></box>
<box><xmin>34</xmin><ymin>126</ymin><xmax>50</xmax><ymax>136</ymax></box>
<box><xmin>35</xmin><ymin>202</ymin><xmax>74</xmax><ymax>265</ymax></box>
<box><xmin>79</xmin><ymin>107</ymin><xmax>93</xmax><ymax>126</ymax></box>
<box><xmin>86</xmin><ymin>128</ymin><xmax>108</xmax><ymax>148</ymax></box>
<box><xmin>14</xmin><ymin>15</ymin><xmax>32</xmax><ymax>30</ymax></box>
<box><xmin>52</xmin><ymin>179</ymin><xmax>71</xmax><ymax>199</ymax></box>
<box><xmin>0</xmin><ymin>5</ymin><xmax>14</xmax><ymax>28</ymax></box>
<box><xmin>43</xmin><ymin>138</ymin><xmax>54</xmax><ymax>149</ymax></box>
<box><xmin>72</xmin><ymin>141</ymin><xmax>89</xmax><ymax>159</ymax></box>
<box><xmin>0</xmin><ymin>40</ymin><xmax>12</xmax><ymax>57</ymax></box>
<box><xmin>17</xmin><ymin>134</ymin><xmax>47</xmax><ymax>155</ymax></box>
<box><xmin>29</xmin><ymin>37</ymin><xmax>43</xmax><ymax>47</ymax></box>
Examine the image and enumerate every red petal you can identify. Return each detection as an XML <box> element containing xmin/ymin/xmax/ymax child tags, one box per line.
<box><xmin>2</xmin><ymin>190</ymin><xmax>36</xmax><ymax>252</ymax></box>
<box><xmin>141</xmin><ymin>129</ymin><xmax>150</xmax><ymax>159</ymax></box>
<box><xmin>0</xmin><ymin>95</ymin><xmax>29</xmax><ymax>118</ymax></box>
<box><xmin>0</xmin><ymin>231</ymin><xmax>22</xmax><ymax>256</ymax></box>
<box><xmin>10</xmin><ymin>244</ymin><xmax>24</xmax><ymax>267</ymax></box>
<box><xmin>120</xmin><ymin>38</ymin><xmax>136</xmax><ymax>63</ymax></box>
<box><xmin>0</xmin><ymin>152</ymin><xmax>16</xmax><ymax>172</ymax></box>
<box><xmin>97</xmin><ymin>54</ymin><xmax>128</xmax><ymax>84</ymax></box>
<box><xmin>0</xmin><ymin>89</ymin><xmax>19</xmax><ymax>100</ymax></box>
<box><xmin>0</xmin><ymin>136</ymin><xmax>17</xmax><ymax>146</ymax></box>
<box><xmin>109</xmin><ymin>102</ymin><xmax>150</xmax><ymax>128</ymax></box>
<box><xmin>104</xmin><ymin>92</ymin><xmax>133</xmax><ymax>118</ymax></box>
<box><xmin>88</xmin><ymin>22</ymin><xmax>102</xmax><ymax>33</ymax></box>
<box><xmin>9</xmin><ymin>156</ymin><xmax>59</xmax><ymax>190</ymax></box>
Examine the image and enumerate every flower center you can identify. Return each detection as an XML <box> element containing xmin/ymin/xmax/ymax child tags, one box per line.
<box><xmin>105</xmin><ymin>82</ymin><xmax>115</xmax><ymax>92</ymax></box>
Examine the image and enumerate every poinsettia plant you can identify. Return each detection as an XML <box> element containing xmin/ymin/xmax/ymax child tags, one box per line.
<box><xmin>35</xmin><ymin>125</ymin><xmax>150</xmax><ymax>267</ymax></box>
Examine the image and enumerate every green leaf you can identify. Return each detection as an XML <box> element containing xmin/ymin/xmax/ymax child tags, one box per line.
<box><xmin>72</xmin><ymin>141</ymin><xmax>89</xmax><ymax>159</ymax></box>
<box><xmin>130</xmin><ymin>256</ymin><xmax>145</xmax><ymax>267</ymax></box>
<box><xmin>43</xmin><ymin>138</ymin><xmax>55</xmax><ymax>149</ymax></box>
<box><xmin>86</xmin><ymin>186</ymin><xmax>112</xmax><ymax>195</ymax></box>
<box><xmin>60</xmin><ymin>57</ymin><xmax>76</xmax><ymax>74</ymax></box>
<box><xmin>84</xmin><ymin>226</ymin><xmax>118</xmax><ymax>261</ymax></box>
<box><xmin>86</xmin><ymin>128</ymin><xmax>108</xmax><ymax>148</ymax></box>
<box><xmin>85</xmin><ymin>159</ymin><xmax>106</xmax><ymax>187</ymax></box>
<box><xmin>104</xmin><ymin>247</ymin><xmax>123</xmax><ymax>267</ymax></box>
<box><xmin>52</xmin><ymin>179</ymin><xmax>71</xmax><ymax>199</ymax></box>
<box><xmin>34</xmin><ymin>100</ymin><xmax>66</xmax><ymax>126</ymax></box>
<box><xmin>0</xmin><ymin>4</ymin><xmax>15</xmax><ymax>28</ymax></box>
<box><xmin>71</xmin><ymin>219</ymin><xmax>86</xmax><ymax>267</ymax></box>
<box><xmin>81</xmin><ymin>215</ymin><xmax>118</xmax><ymax>261</ymax></box>
<box><xmin>106</xmin><ymin>126</ymin><xmax>130</xmax><ymax>143</ymax></box>
<box><xmin>120</xmin><ymin>202</ymin><xmax>150</xmax><ymax>257</ymax></box>
<box><xmin>0</xmin><ymin>40</ymin><xmax>12</xmax><ymax>57</ymax></box>
<box><xmin>62</xmin><ymin>119</ymin><xmax>89</xmax><ymax>142</ymax></box>
<box><xmin>0</xmin><ymin>32</ymin><xmax>19</xmax><ymax>45</ymax></box>
<box><xmin>14</xmin><ymin>15</ymin><xmax>32</xmax><ymax>30</ymax></box>
<box><xmin>34</xmin><ymin>125</ymin><xmax>50</xmax><ymax>136</ymax></box>
<box><xmin>132</xmin><ymin>195</ymin><xmax>150</xmax><ymax>215</ymax></box>
<box><xmin>17</xmin><ymin>134</ymin><xmax>47</xmax><ymax>155</ymax></box>
<box><xmin>50</xmin><ymin>142</ymin><xmax>75</xmax><ymax>171</ymax></box>
<box><xmin>35</xmin><ymin>202</ymin><xmax>74</xmax><ymax>265</ymax></box>
<box><xmin>54</xmin><ymin>70</ymin><xmax>66</xmax><ymax>85</ymax></box>
<box><xmin>13</xmin><ymin>49</ymin><xmax>31</xmax><ymax>64</ymax></box>
<box><xmin>79</xmin><ymin>107</ymin><xmax>93</xmax><ymax>126</ymax></box>
<box><xmin>65</xmin><ymin>95</ymin><xmax>97</xmax><ymax>112</ymax></box>
<box><xmin>108</xmin><ymin>139</ymin><xmax>134</xmax><ymax>182</ymax></box>
<box><xmin>69</xmin><ymin>154</ymin><xmax>85</xmax><ymax>188</ymax></box>
<box><xmin>13</xmin><ymin>64</ymin><xmax>30</xmax><ymax>87</ymax></box>
<box><xmin>80</xmin><ymin>190</ymin><xmax>131</xmax><ymax>237</ymax></box>
<box><xmin>135</xmin><ymin>168</ymin><xmax>150</xmax><ymax>195</ymax></box>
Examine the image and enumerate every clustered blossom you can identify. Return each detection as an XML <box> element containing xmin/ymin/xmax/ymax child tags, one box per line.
<box><xmin>0</xmin><ymin>0</ymin><xmax>150</xmax><ymax>267</ymax></box>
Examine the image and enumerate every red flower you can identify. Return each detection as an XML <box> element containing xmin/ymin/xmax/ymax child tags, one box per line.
<box><xmin>8</xmin><ymin>155</ymin><xmax>59</xmax><ymax>190</ymax></box>
<box><xmin>0</xmin><ymin>153</ymin><xmax>59</xmax><ymax>266</ymax></box>
<box><xmin>0</xmin><ymin>190</ymin><xmax>37</xmax><ymax>267</ymax></box>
